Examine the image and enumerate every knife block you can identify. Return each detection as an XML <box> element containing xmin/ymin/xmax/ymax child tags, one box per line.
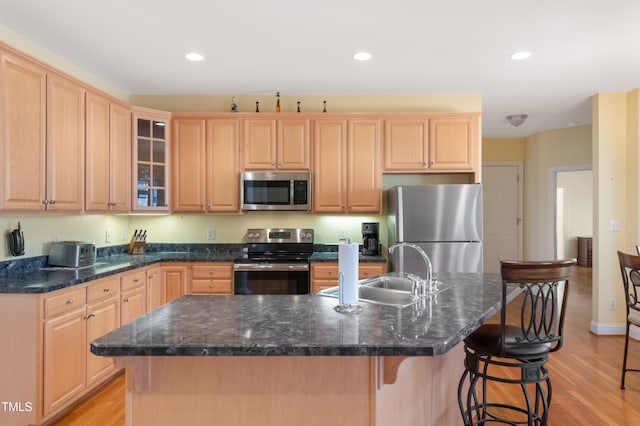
<box><xmin>128</xmin><ymin>238</ymin><xmax>146</xmax><ymax>255</ymax></box>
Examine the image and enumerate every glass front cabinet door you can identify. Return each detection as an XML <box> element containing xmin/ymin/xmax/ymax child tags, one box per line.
<box><xmin>132</xmin><ymin>107</ymin><xmax>171</xmax><ymax>212</ymax></box>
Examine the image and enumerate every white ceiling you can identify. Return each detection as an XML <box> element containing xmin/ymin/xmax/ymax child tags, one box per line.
<box><xmin>1</xmin><ymin>0</ymin><xmax>640</xmax><ymax>138</ymax></box>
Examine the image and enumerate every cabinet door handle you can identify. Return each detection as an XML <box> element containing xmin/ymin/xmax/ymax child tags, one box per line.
<box><xmin>103</xmin><ymin>288</ymin><xmax>110</xmax><ymax>292</ymax></box>
<box><xmin>123</xmin><ymin>298</ymin><xmax>129</xmax><ymax>303</ymax></box>
<box><xmin>85</xmin><ymin>313</ymin><xmax>96</xmax><ymax>319</ymax></box>
<box><xmin>208</xmin><ymin>270</ymin><xmax>213</xmax><ymax>275</ymax></box>
<box><xmin>134</xmin><ymin>278</ymin><xmax>139</xmax><ymax>283</ymax></box>
<box><xmin>67</xmin><ymin>299</ymin><xmax>74</xmax><ymax>304</ymax></box>
<box><xmin>50</xmin><ymin>200</ymin><xmax>56</xmax><ymax>205</ymax></box>
<box><xmin>208</xmin><ymin>284</ymin><xmax>214</xmax><ymax>289</ymax></box>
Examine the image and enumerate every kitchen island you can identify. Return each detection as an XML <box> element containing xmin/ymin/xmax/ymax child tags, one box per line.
<box><xmin>92</xmin><ymin>273</ymin><xmax>517</xmax><ymax>426</ymax></box>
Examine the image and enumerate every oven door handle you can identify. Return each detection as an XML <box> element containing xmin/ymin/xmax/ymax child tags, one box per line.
<box><xmin>234</xmin><ymin>263</ymin><xmax>309</xmax><ymax>272</ymax></box>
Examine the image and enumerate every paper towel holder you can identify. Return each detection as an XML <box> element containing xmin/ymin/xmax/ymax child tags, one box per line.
<box><xmin>334</xmin><ymin>304</ymin><xmax>363</xmax><ymax>314</ymax></box>
<box><xmin>334</xmin><ymin>271</ymin><xmax>363</xmax><ymax>314</ymax></box>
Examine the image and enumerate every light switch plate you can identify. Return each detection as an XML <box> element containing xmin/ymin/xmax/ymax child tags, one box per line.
<box><xmin>610</xmin><ymin>219</ymin><xmax>621</xmax><ymax>231</ymax></box>
<box><xmin>207</xmin><ymin>228</ymin><xmax>215</xmax><ymax>240</ymax></box>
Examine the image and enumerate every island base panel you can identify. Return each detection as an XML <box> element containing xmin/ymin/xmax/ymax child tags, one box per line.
<box><xmin>116</xmin><ymin>350</ymin><xmax>463</xmax><ymax>426</ymax></box>
<box><xmin>117</xmin><ymin>356</ymin><xmax>373</xmax><ymax>426</ymax></box>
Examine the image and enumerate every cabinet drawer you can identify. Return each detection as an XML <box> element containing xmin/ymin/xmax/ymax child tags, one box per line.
<box><xmin>359</xmin><ymin>264</ymin><xmax>385</xmax><ymax>279</ymax></box>
<box><xmin>311</xmin><ymin>264</ymin><xmax>339</xmax><ymax>280</ymax></box>
<box><xmin>121</xmin><ymin>269</ymin><xmax>146</xmax><ymax>292</ymax></box>
<box><xmin>87</xmin><ymin>276</ymin><xmax>120</xmax><ymax>303</ymax></box>
<box><xmin>192</xmin><ymin>264</ymin><xmax>232</xmax><ymax>279</ymax></box>
<box><xmin>44</xmin><ymin>287</ymin><xmax>87</xmax><ymax>318</ymax></box>
<box><xmin>191</xmin><ymin>279</ymin><xmax>232</xmax><ymax>294</ymax></box>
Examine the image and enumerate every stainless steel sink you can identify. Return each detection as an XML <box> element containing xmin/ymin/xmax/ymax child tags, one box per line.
<box><xmin>359</xmin><ymin>274</ymin><xmax>415</xmax><ymax>292</ymax></box>
<box><xmin>317</xmin><ymin>273</ymin><xmax>421</xmax><ymax>308</ymax></box>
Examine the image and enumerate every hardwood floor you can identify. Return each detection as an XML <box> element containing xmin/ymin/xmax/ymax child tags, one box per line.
<box><xmin>49</xmin><ymin>372</ymin><xmax>125</xmax><ymax>426</ymax></box>
<box><xmin>51</xmin><ymin>266</ymin><xmax>640</xmax><ymax>425</ymax></box>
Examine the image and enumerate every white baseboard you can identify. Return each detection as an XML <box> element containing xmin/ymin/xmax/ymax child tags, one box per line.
<box><xmin>590</xmin><ymin>321</ymin><xmax>640</xmax><ymax>339</ymax></box>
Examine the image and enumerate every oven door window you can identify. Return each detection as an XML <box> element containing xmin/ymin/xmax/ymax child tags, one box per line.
<box><xmin>234</xmin><ymin>270</ymin><xmax>309</xmax><ymax>295</ymax></box>
<box><xmin>244</xmin><ymin>181</ymin><xmax>290</xmax><ymax>205</ymax></box>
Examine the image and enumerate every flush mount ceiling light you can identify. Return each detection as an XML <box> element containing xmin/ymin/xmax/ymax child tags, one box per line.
<box><xmin>185</xmin><ymin>52</ymin><xmax>204</xmax><ymax>62</ymax></box>
<box><xmin>353</xmin><ymin>51</ymin><xmax>372</xmax><ymax>61</ymax></box>
<box><xmin>506</xmin><ymin>114</ymin><xmax>528</xmax><ymax>127</ymax></box>
<box><xmin>510</xmin><ymin>51</ymin><xmax>532</xmax><ymax>60</ymax></box>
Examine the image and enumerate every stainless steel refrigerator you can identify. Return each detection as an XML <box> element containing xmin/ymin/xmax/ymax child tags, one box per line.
<box><xmin>387</xmin><ymin>184</ymin><xmax>483</xmax><ymax>274</ymax></box>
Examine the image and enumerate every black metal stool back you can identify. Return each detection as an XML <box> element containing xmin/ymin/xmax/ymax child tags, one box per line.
<box><xmin>616</xmin><ymin>251</ymin><xmax>640</xmax><ymax>389</ymax></box>
<box><xmin>458</xmin><ymin>259</ymin><xmax>576</xmax><ymax>426</ymax></box>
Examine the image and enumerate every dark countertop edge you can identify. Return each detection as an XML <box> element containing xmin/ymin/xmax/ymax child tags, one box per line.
<box><xmin>90</xmin><ymin>343</ymin><xmax>438</xmax><ymax>357</ymax></box>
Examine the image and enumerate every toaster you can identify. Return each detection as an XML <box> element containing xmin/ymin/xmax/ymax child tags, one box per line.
<box><xmin>49</xmin><ymin>241</ymin><xmax>97</xmax><ymax>268</ymax></box>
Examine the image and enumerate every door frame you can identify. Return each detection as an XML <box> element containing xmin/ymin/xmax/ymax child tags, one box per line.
<box><xmin>548</xmin><ymin>164</ymin><xmax>592</xmax><ymax>259</ymax></box>
<box><xmin>482</xmin><ymin>161</ymin><xmax>524</xmax><ymax>261</ymax></box>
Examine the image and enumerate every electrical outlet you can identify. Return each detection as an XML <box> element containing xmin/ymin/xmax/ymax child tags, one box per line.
<box><xmin>609</xmin><ymin>298</ymin><xmax>617</xmax><ymax>310</ymax></box>
<box><xmin>338</xmin><ymin>229</ymin><xmax>347</xmax><ymax>240</ymax></box>
<box><xmin>105</xmin><ymin>230</ymin><xmax>112</xmax><ymax>243</ymax></box>
<box><xmin>207</xmin><ymin>228</ymin><xmax>215</xmax><ymax>240</ymax></box>
<box><xmin>52</xmin><ymin>234</ymin><xmax>59</xmax><ymax>242</ymax></box>
<box><xmin>120</xmin><ymin>229</ymin><xmax>127</xmax><ymax>241</ymax></box>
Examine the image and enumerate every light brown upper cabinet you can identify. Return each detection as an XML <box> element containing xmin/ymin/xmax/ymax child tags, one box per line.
<box><xmin>172</xmin><ymin>116</ymin><xmax>240</xmax><ymax>212</ymax></box>
<box><xmin>428</xmin><ymin>115</ymin><xmax>478</xmax><ymax>172</ymax></box>
<box><xmin>243</xmin><ymin>117</ymin><xmax>310</xmax><ymax>170</ymax></box>
<box><xmin>0</xmin><ymin>51</ymin><xmax>85</xmax><ymax>212</ymax></box>
<box><xmin>132</xmin><ymin>107</ymin><xmax>171</xmax><ymax>212</ymax></box>
<box><xmin>384</xmin><ymin>117</ymin><xmax>429</xmax><ymax>172</ymax></box>
<box><xmin>0</xmin><ymin>50</ymin><xmax>47</xmax><ymax>211</ymax></box>
<box><xmin>172</xmin><ymin>118</ymin><xmax>206</xmax><ymax>212</ymax></box>
<box><xmin>313</xmin><ymin>118</ymin><xmax>381</xmax><ymax>214</ymax></box>
<box><xmin>46</xmin><ymin>74</ymin><xmax>86</xmax><ymax>212</ymax></box>
<box><xmin>383</xmin><ymin>113</ymin><xmax>479</xmax><ymax>175</ymax></box>
<box><xmin>85</xmin><ymin>91</ymin><xmax>131</xmax><ymax>213</ymax></box>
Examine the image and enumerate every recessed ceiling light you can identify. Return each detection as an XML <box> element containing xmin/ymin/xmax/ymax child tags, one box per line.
<box><xmin>353</xmin><ymin>52</ymin><xmax>372</xmax><ymax>61</ymax></box>
<box><xmin>185</xmin><ymin>52</ymin><xmax>204</xmax><ymax>62</ymax></box>
<box><xmin>510</xmin><ymin>51</ymin><xmax>532</xmax><ymax>60</ymax></box>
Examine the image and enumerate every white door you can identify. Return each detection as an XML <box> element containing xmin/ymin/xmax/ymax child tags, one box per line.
<box><xmin>482</xmin><ymin>164</ymin><xmax>522</xmax><ymax>273</ymax></box>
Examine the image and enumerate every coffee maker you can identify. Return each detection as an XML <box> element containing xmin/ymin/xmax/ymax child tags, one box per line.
<box><xmin>361</xmin><ymin>222</ymin><xmax>380</xmax><ymax>256</ymax></box>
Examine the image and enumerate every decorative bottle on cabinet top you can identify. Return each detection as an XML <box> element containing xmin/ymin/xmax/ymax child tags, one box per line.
<box><xmin>275</xmin><ymin>92</ymin><xmax>281</xmax><ymax>112</ymax></box>
<box><xmin>231</xmin><ymin>96</ymin><xmax>238</xmax><ymax>113</ymax></box>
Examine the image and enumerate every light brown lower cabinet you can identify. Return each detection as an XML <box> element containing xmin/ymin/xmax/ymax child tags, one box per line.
<box><xmin>189</xmin><ymin>262</ymin><xmax>234</xmax><ymax>294</ymax></box>
<box><xmin>163</xmin><ymin>264</ymin><xmax>188</xmax><ymax>303</ymax></box>
<box><xmin>43</xmin><ymin>275</ymin><xmax>121</xmax><ymax>419</ymax></box>
<box><xmin>121</xmin><ymin>269</ymin><xmax>147</xmax><ymax>325</ymax></box>
<box><xmin>310</xmin><ymin>262</ymin><xmax>386</xmax><ymax>293</ymax></box>
<box><xmin>146</xmin><ymin>266</ymin><xmax>165</xmax><ymax>310</ymax></box>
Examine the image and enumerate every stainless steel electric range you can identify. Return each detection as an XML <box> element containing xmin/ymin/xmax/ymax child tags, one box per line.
<box><xmin>233</xmin><ymin>228</ymin><xmax>314</xmax><ymax>295</ymax></box>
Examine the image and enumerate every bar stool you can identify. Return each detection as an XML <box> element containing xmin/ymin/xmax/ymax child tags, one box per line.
<box><xmin>458</xmin><ymin>259</ymin><xmax>576</xmax><ymax>425</ymax></box>
<box><xmin>616</xmin><ymin>251</ymin><xmax>640</xmax><ymax>389</ymax></box>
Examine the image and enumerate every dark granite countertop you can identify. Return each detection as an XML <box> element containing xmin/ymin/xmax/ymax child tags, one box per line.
<box><xmin>0</xmin><ymin>243</ymin><xmax>385</xmax><ymax>294</ymax></box>
<box><xmin>0</xmin><ymin>248</ymin><xmax>243</xmax><ymax>294</ymax></box>
<box><xmin>91</xmin><ymin>272</ymin><xmax>517</xmax><ymax>357</ymax></box>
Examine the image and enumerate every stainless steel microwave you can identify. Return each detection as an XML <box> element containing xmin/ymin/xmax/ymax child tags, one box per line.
<box><xmin>240</xmin><ymin>172</ymin><xmax>311</xmax><ymax>211</ymax></box>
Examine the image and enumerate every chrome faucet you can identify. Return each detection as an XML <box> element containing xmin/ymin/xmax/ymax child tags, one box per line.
<box><xmin>388</xmin><ymin>242</ymin><xmax>434</xmax><ymax>298</ymax></box>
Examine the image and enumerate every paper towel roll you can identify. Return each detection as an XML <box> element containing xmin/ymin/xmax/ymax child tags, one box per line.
<box><xmin>338</xmin><ymin>243</ymin><xmax>359</xmax><ymax>305</ymax></box>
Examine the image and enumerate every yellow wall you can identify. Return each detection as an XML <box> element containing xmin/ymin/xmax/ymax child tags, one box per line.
<box><xmin>592</xmin><ymin>93</ymin><xmax>628</xmax><ymax>329</ymax></box>
<box><xmin>482</xmin><ymin>138</ymin><xmax>525</xmax><ymax>162</ymax></box>
<box><xmin>523</xmin><ymin>125</ymin><xmax>592</xmax><ymax>260</ymax></box>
